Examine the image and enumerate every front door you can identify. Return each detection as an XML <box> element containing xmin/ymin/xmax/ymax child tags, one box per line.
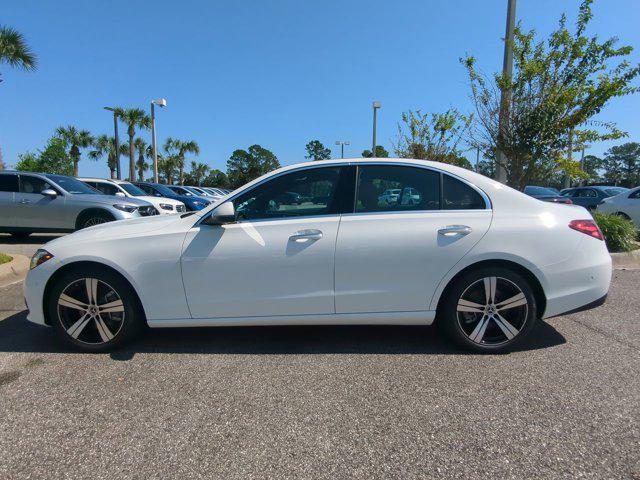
<box><xmin>335</xmin><ymin>165</ymin><xmax>492</xmax><ymax>313</ymax></box>
<box><xmin>181</xmin><ymin>165</ymin><xmax>354</xmax><ymax>319</ymax></box>
<box><xmin>15</xmin><ymin>174</ymin><xmax>69</xmax><ymax>229</ymax></box>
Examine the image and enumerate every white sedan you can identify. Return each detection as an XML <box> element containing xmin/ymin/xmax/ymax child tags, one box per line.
<box><xmin>596</xmin><ymin>186</ymin><xmax>640</xmax><ymax>226</ymax></box>
<box><xmin>24</xmin><ymin>158</ymin><xmax>612</xmax><ymax>353</ymax></box>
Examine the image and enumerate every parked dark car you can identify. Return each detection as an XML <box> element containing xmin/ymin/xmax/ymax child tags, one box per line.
<box><xmin>132</xmin><ymin>182</ymin><xmax>212</xmax><ymax>211</ymax></box>
<box><xmin>560</xmin><ymin>186</ymin><xmax>629</xmax><ymax>210</ymax></box>
<box><xmin>523</xmin><ymin>186</ymin><xmax>573</xmax><ymax>204</ymax></box>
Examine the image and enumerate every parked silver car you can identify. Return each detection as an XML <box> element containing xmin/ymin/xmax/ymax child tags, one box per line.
<box><xmin>0</xmin><ymin>171</ymin><xmax>156</xmax><ymax>237</ymax></box>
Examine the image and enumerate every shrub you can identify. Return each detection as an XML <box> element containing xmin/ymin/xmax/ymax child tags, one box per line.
<box><xmin>593</xmin><ymin>212</ymin><xmax>638</xmax><ymax>253</ymax></box>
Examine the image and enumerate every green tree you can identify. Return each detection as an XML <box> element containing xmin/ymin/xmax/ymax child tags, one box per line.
<box><xmin>89</xmin><ymin>135</ymin><xmax>126</xmax><ymax>179</ymax></box>
<box><xmin>114</xmin><ymin>108</ymin><xmax>151</xmax><ymax>181</ymax></box>
<box><xmin>189</xmin><ymin>161</ymin><xmax>210</xmax><ymax>186</ymax></box>
<box><xmin>462</xmin><ymin>0</ymin><xmax>639</xmax><ymax>189</ymax></box>
<box><xmin>227</xmin><ymin>145</ymin><xmax>280</xmax><ymax>188</ymax></box>
<box><xmin>55</xmin><ymin>126</ymin><xmax>94</xmax><ymax>176</ymax></box>
<box><xmin>164</xmin><ymin>138</ymin><xmax>200</xmax><ymax>185</ymax></box>
<box><xmin>602</xmin><ymin>142</ymin><xmax>640</xmax><ymax>187</ymax></box>
<box><xmin>581</xmin><ymin>154</ymin><xmax>604</xmax><ymax>182</ymax></box>
<box><xmin>305</xmin><ymin>140</ymin><xmax>331</xmax><ymax>161</ymax></box>
<box><xmin>16</xmin><ymin>137</ymin><xmax>73</xmax><ymax>175</ymax></box>
<box><xmin>394</xmin><ymin>109</ymin><xmax>472</xmax><ymax>168</ymax></box>
<box><xmin>202</xmin><ymin>169</ymin><xmax>230</xmax><ymax>189</ymax></box>
<box><xmin>133</xmin><ymin>138</ymin><xmax>149</xmax><ymax>181</ymax></box>
<box><xmin>0</xmin><ymin>26</ymin><xmax>36</xmax><ymax>80</ymax></box>
<box><xmin>361</xmin><ymin>145</ymin><xmax>389</xmax><ymax>158</ymax></box>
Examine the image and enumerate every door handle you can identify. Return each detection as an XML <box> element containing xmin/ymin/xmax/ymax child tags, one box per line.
<box><xmin>290</xmin><ymin>229</ymin><xmax>323</xmax><ymax>242</ymax></box>
<box><xmin>19</xmin><ymin>199</ymin><xmax>31</xmax><ymax>204</ymax></box>
<box><xmin>438</xmin><ymin>225</ymin><xmax>472</xmax><ymax>237</ymax></box>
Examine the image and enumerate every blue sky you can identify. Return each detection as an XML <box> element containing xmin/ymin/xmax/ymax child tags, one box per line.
<box><xmin>2</xmin><ymin>0</ymin><xmax>639</xmax><ymax>178</ymax></box>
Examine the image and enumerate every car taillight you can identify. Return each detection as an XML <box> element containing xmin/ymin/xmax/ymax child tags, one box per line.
<box><xmin>558</xmin><ymin>198</ymin><xmax>573</xmax><ymax>204</ymax></box>
<box><xmin>569</xmin><ymin>219</ymin><xmax>604</xmax><ymax>241</ymax></box>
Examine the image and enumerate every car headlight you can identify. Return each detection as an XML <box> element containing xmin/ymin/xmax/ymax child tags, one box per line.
<box><xmin>113</xmin><ymin>204</ymin><xmax>138</xmax><ymax>213</ymax></box>
<box><xmin>30</xmin><ymin>249</ymin><xmax>54</xmax><ymax>270</ymax></box>
<box><xmin>159</xmin><ymin>203</ymin><xmax>174</xmax><ymax>211</ymax></box>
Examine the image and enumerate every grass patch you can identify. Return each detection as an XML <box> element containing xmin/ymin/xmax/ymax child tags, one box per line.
<box><xmin>593</xmin><ymin>213</ymin><xmax>638</xmax><ymax>253</ymax></box>
<box><xmin>0</xmin><ymin>253</ymin><xmax>13</xmax><ymax>265</ymax></box>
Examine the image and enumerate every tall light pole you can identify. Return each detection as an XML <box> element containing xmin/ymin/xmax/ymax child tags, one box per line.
<box><xmin>335</xmin><ymin>140</ymin><xmax>350</xmax><ymax>159</ymax></box>
<box><xmin>372</xmin><ymin>101</ymin><xmax>381</xmax><ymax>158</ymax></box>
<box><xmin>104</xmin><ymin>107</ymin><xmax>121</xmax><ymax>179</ymax></box>
<box><xmin>496</xmin><ymin>0</ymin><xmax>516</xmax><ymax>184</ymax></box>
<box><xmin>150</xmin><ymin>98</ymin><xmax>167</xmax><ymax>183</ymax></box>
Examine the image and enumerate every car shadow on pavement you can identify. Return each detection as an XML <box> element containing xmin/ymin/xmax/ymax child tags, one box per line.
<box><xmin>0</xmin><ymin>234</ymin><xmax>63</xmax><ymax>245</ymax></box>
<box><xmin>0</xmin><ymin>310</ymin><xmax>566</xmax><ymax>359</ymax></box>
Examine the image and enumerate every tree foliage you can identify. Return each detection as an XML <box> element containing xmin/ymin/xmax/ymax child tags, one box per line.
<box><xmin>16</xmin><ymin>137</ymin><xmax>73</xmax><ymax>175</ymax></box>
<box><xmin>0</xmin><ymin>26</ymin><xmax>37</xmax><ymax>83</ymax></box>
<box><xmin>394</xmin><ymin>109</ymin><xmax>472</xmax><ymax>168</ymax></box>
<box><xmin>361</xmin><ymin>146</ymin><xmax>389</xmax><ymax>158</ymax></box>
<box><xmin>115</xmin><ymin>108</ymin><xmax>150</xmax><ymax>181</ymax></box>
<box><xmin>305</xmin><ymin>140</ymin><xmax>331</xmax><ymax>161</ymax></box>
<box><xmin>600</xmin><ymin>142</ymin><xmax>640</xmax><ymax>186</ymax></box>
<box><xmin>227</xmin><ymin>145</ymin><xmax>280</xmax><ymax>188</ymax></box>
<box><xmin>202</xmin><ymin>169</ymin><xmax>230</xmax><ymax>189</ymax></box>
<box><xmin>164</xmin><ymin>137</ymin><xmax>200</xmax><ymax>185</ymax></box>
<box><xmin>55</xmin><ymin>125</ymin><xmax>93</xmax><ymax>177</ymax></box>
<box><xmin>89</xmin><ymin>135</ymin><xmax>127</xmax><ymax>179</ymax></box>
<box><xmin>462</xmin><ymin>0</ymin><xmax>640</xmax><ymax>189</ymax></box>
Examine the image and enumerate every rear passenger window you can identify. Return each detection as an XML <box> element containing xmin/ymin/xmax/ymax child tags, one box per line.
<box><xmin>0</xmin><ymin>174</ymin><xmax>19</xmax><ymax>192</ymax></box>
<box><xmin>356</xmin><ymin>165</ymin><xmax>440</xmax><ymax>213</ymax></box>
<box><xmin>442</xmin><ymin>175</ymin><xmax>486</xmax><ymax>210</ymax></box>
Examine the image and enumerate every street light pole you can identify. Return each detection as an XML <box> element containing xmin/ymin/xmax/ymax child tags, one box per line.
<box><xmin>335</xmin><ymin>140</ymin><xmax>350</xmax><ymax>159</ymax></box>
<box><xmin>104</xmin><ymin>107</ymin><xmax>120</xmax><ymax>179</ymax></box>
<box><xmin>372</xmin><ymin>101</ymin><xmax>381</xmax><ymax>158</ymax></box>
<box><xmin>150</xmin><ymin>98</ymin><xmax>167</xmax><ymax>183</ymax></box>
<box><xmin>496</xmin><ymin>0</ymin><xmax>517</xmax><ymax>184</ymax></box>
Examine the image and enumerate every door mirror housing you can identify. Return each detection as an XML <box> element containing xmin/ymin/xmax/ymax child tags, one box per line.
<box><xmin>41</xmin><ymin>189</ymin><xmax>57</xmax><ymax>198</ymax></box>
<box><xmin>202</xmin><ymin>201</ymin><xmax>235</xmax><ymax>226</ymax></box>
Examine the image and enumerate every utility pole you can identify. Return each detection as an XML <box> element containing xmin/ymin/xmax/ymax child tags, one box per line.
<box><xmin>372</xmin><ymin>101</ymin><xmax>381</xmax><ymax>158</ymax></box>
<box><xmin>150</xmin><ymin>98</ymin><xmax>167</xmax><ymax>183</ymax></box>
<box><xmin>476</xmin><ymin>147</ymin><xmax>481</xmax><ymax>172</ymax></box>
<box><xmin>496</xmin><ymin>0</ymin><xmax>517</xmax><ymax>184</ymax></box>
<box><xmin>335</xmin><ymin>140</ymin><xmax>350</xmax><ymax>159</ymax></box>
<box><xmin>564</xmin><ymin>128</ymin><xmax>574</xmax><ymax>189</ymax></box>
<box><xmin>104</xmin><ymin>107</ymin><xmax>121</xmax><ymax>179</ymax></box>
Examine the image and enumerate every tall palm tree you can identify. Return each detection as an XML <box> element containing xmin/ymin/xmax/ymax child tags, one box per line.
<box><xmin>115</xmin><ymin>108</ymin><xmax>150</xmax><ymax>181</ymax></box>
<box><xmin>134</xmin><ymin>138</ymin><xmax>149</xmax><ymax>181</ymax></box>
<box><xmin>158</xmin><ymin>153</ymin><xmax>178</xmax><ymax>185</ymax></box>
<box><xmin>190</xmin><ymin>161</ymin><xmax>210</xmax><ymax>186</ymax></box>
<box><xmin>90</xmin><ymin>135</ymin><xmax>127</xmax><ymax>179</ymax></box>
<box><xmin>0</xmin><ymin>26</ymin><xmax>37</xmax><ymax>75</ymax></box>
<box><xmin>55</xmin><ymin>126</ymin><xmax>94</xmax><ymax>176</ymax></box>
<box><xmin>164</xmin><ymin>137</ymin><xmax>200</xmax><ymax>185</ymax></box>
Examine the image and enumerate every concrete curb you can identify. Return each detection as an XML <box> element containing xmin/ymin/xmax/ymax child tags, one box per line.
<box><xmin>610</xmin><ymin>247</ymin><xmax>640</xmax><ymax>270</ymax></box>
<box><xmin>0</xmin><ymin>254</ymin><xmax>29</xmax><ymax>287</ymax></box>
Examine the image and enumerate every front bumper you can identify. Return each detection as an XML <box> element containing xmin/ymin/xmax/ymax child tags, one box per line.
<box><xmin>23</xmin><ymin>258</ymin><xmax>59</xmax><ymax>326</ymax></box>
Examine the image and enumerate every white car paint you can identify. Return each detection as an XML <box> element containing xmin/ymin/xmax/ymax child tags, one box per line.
<box><xmin>25</xmin><ymin>158</ymin><xmax>611</xmax><ymax>333</ymax></box>
<box><xmin>596</xmin><ymin>186</ymin><xmax>640</xmax><ymax>226</ymax></box>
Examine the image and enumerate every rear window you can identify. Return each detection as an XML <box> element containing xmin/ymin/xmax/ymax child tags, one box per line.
<box><xmin>442</xmin><ymin>175</ymin><xmax>486</xmax><ymax>210</ymax></box>
<box><xmin>0</xmin><ymin>174</ymin><xmax>19</xmax><ymax>192</ymax></box>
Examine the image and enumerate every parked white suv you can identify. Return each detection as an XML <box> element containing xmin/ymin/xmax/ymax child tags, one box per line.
<box><xmin>79</xmin><ymin>178</ymin><xmax>185</xmax><ymax>215</ymax></box>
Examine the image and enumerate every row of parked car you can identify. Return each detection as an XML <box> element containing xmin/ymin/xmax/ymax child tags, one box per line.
<box><xmin>0</xmin><ymin>170</ymin><xmax>230</xmax><ymax>237</ymax></box>
<box><xmin>524</xmin><ymin>184</ymin><xmax>640</xmax><ymax>225</ymax></box>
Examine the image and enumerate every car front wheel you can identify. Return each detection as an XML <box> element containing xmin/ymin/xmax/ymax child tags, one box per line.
<box><xmin>47</xmin><ymin>267</ymin><xmax>144</xmax><ymax>352</ymax></box>
<box><xmin>439</xmin><ymin>267</ymin><xmax>538</xmax><ymax>353</ymax></box>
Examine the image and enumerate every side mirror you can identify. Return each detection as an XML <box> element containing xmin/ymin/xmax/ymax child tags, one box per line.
<box><xmin>115</xmin><ymin>191</ymin><xmax>126</xmax><ymax>197</ymax></box>
<box><xmin>202</xmin><ymin>201</ymin><xmax>235</xmax><ymax>226</ymax></box>
<box><xmin>41</xmin><ymin>189</ymin><xmax>57</xmax><ymax>198</ymax></box>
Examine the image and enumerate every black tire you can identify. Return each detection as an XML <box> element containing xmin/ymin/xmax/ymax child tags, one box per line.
<box><xmin>10</xmin><ymin>232</ymin><xmax>31</xmax><ymax>239</ymax></box>
<box><xmin>47</xmin><ymin>266</ymin><xmax>144</xmax><ymax>352</ymax></box>
<box><xmin>616</xmin><ymin>212</ymin><xmax>631</xmax><ymax>220</ymax></box>
<box><xmin>438</xmin><ymin>267</ymin><xmax>538</xmax><ymax>353</ymax></box>
<box><xmin>77</xmin><ymin>211</ymin><xmax>113</xmax><ymax>230</ymax></box>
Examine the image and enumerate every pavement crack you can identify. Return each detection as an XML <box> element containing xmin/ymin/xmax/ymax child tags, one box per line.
<box><xmin>566</xmin><ymin>316</ymin><xmax>640</xmax><ymax>352</ymax></box>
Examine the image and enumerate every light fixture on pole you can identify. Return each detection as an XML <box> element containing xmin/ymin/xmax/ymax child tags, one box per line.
<box><xmin>372</xmin><ymin>101</ymin><xmax>381</xmax><ymax>158</ymax></box>
<box><xmin>104</xmin><ymin>107</ymin><xmax>120</xmax><ymax>179</ymax></box>
<box><xmin>335</xmin><ymin>140</ymin><xmax>350</xmax><ymax>159</ymax></box>
<box><xmin>150</xmin><ymin>98</ymin><xmax>167</xmax><ymax>183</ymax></box>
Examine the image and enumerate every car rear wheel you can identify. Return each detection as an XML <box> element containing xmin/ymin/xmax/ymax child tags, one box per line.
<box><xmin>439</xmin><ymin>267</ymin><xmax>538</xmax><ymax>353</ymax></box>
<box><xmin>47</xmin><ymin>267</ymin><xmax>144</xmax><ymax>352</ymax></box>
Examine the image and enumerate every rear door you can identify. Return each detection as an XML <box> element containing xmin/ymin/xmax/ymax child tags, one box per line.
<box><xmin>335</xmin><ymin>164</ymin><xmax>492</xmax><ymax>314</ymax></box>
<box><xmin>0</xmin><ymin>174</ymin><xmax>20</xmax><ymax>228</ymax></box>
<box><xmin>15</xmin><ymin>174</ymin><xmax>69</xmax><ymax>229</ymax></box>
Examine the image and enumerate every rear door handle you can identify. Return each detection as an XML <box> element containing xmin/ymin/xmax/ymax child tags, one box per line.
<box><xmin>290</xmin><ymin>229</ymin><xmax>323</xmax><ymax>242</ymax></box>
<box><xmin>19</xmin><ymin>199</ymin><xmax>31</xmax><ymax>204</ymax></box>
<box><xmin>438</xmin><ymin>225</ymin><xmax>472</xmax><ymax>237</ymax></box>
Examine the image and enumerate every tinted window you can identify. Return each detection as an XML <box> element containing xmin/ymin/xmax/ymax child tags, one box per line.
<box><xmin>20</xmin><ymin>175</ymin><xmax>57</xmax><ymax>194</ymax></box>
<box><xmin>93</xmin><ymin>182</ymin><xmax>119</xmax><ymax>196</ymax></box>
<box><xmin>355</xmin><ymin>165</ymin><xmax>440</xmax><ymax>213</ymax></box>
<box><xmin>44</xmin><ymin>174</ymin><xmax>97</xmax><ymax>194</ymax></box>
<box><xmin>233</xmin><ymin>167</ymin><xmax>345</xmax><ymax>220</ymax></box>
<box><xmin>442</xmin><ymin>175</ymin><xmax>486</xmax><ymax>210</ymax></box>
<box><xmin>120</xmin><ymin>183</ymin><xmax>147</xmax><ymax>196</ymax></box>
<box><xmin>630</xmin><ymin>189</ymin><xmax>640</xmax><ymax>199</ymax></box>
<box><xmin>0</xmin><ymin>174</ymin><xmax>19</xmax><ymax>192</ymax></box>
<box><xmin>524</xmin><ymin>186</ymin><xmax>557</xmax><ymax>196</ymax></box>
<box><xmin>605</xmin><ymin>188</ymin><xmax>627</xmax><ymax>196</ymax></box>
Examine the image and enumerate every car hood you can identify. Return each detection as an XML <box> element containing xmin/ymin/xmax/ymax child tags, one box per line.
<box><xmin>136</xmin><ymin>195</ymin><xmax>182</xmax><ymax>205</ymax></box>
<box><xmin>44</xmin><ymin>213</ymin><xmax>185</xmax><ymax>249</ymax></box>
<box><xmin>69</xmin><ymin>193</ymin><xmax>151</xmax><ymax>206</ymax></box>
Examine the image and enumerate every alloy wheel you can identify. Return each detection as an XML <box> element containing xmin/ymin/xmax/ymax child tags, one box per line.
<box><xmin>57</xmin><ymin>278</ymin><xmax>125</xmax><ymax>345</ymax></box>
<box><xmin>456</xmin><ymin>276</ymin><xmax>528</xmax><ymax>346</ymax></box>
<box><xmin>83</xmin><ymin>217</ymin><xmax>108</xmax><ymax>227</ymax></box>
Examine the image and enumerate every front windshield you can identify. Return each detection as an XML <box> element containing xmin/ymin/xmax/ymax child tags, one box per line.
<box><xmin>45</xmin><ymin>174</ymin><xmax>100</xmax><ymax>194</ymax></box>
<box><xmin>119</xmin><ymin>182</ymin><xmax>147</xmax><ymax>196</ymax></box>
<box><xmin>171</xmin><ymin>186</ymin><xmax>194</xmax><ymax>196</ymax></box>
<box><xmin>605</xmin><ymin>187</ymin><xmax>627</xmax><ymax>196</ymax></box>
<box><xmin>151</xmin><ymin>184</ymin><xmax>177</xmax><ymax>196</ymax></box>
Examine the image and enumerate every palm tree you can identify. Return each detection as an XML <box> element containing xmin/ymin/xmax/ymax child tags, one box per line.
<box><xmin>56</xmin><ymin>126</ymin><xmax>94</xmax><ymax>176</ymax></box>
<box><xmin>158</xmin><ymin>154</ymin><xmax>178</xmax><ymax>185</ymax></box>
<box><xmin>0</xmin><ymin>26</ymin><xmax>37</xmax><ymax>75</ymax></box>
<box><xmin>134</xmin><ymin>138</ymin><xmax>149</xmax><ymax>181</ymax></box>
<box><xmin>90</xmin><ymin>135</ymin><xmax>127</xmax><ymax>179</ymax></box>
<box><xmin>190</xmin><ymin>161</ymin><xmax>210</xmax><ymax>186</ymax></box>
<box><xmin>164</xmin><ymin>137</ymin><xmax>200</xmax><ymax>185</ymax></box>
<box><xmin>115</xmin><ymin>108</ymin><xmax>150</xmax><ymax>181</ymax></box>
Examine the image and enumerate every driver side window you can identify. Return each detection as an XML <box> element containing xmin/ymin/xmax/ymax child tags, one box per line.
<box><xmin>19</xmin><ymin>175</ymin><xmax>57</xmax><ymax>194</ymax></box>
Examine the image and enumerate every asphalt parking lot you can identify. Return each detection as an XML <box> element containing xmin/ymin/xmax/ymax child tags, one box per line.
<box><xmin>0</xmin><ymin>235</ymin><xmax>639</xmax><ymax>479</ymax></box>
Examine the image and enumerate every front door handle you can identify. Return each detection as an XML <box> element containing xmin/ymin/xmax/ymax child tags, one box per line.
<box><xmin>438</xmin><ymin>225</ymin><xmax>472</xmax><ymax>237</ymax></box>
<box><xmin>19</xmin><ymin>199</ymin><xmax>31</xmax><ymax>204</ymax></box>
<box><xmin>290</xmin><ymin>229</ymin><xmax>323</xmax><ymax>242</ymax></box>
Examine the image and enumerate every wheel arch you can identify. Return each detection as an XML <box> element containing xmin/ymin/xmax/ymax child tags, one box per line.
<box><xmin>74</xmin><ymin>208</ymin><xmax>115</xmax><ymax>230</ymax></box>
<box><xmin>432</xmin><ymin>259</ymin><xmax>547</xmax><ymax>321</ymax></box>
<box><xmin>42</xmin><ymin>260</ymin><xmax>147</xmax><ymax>326</ymax></box>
